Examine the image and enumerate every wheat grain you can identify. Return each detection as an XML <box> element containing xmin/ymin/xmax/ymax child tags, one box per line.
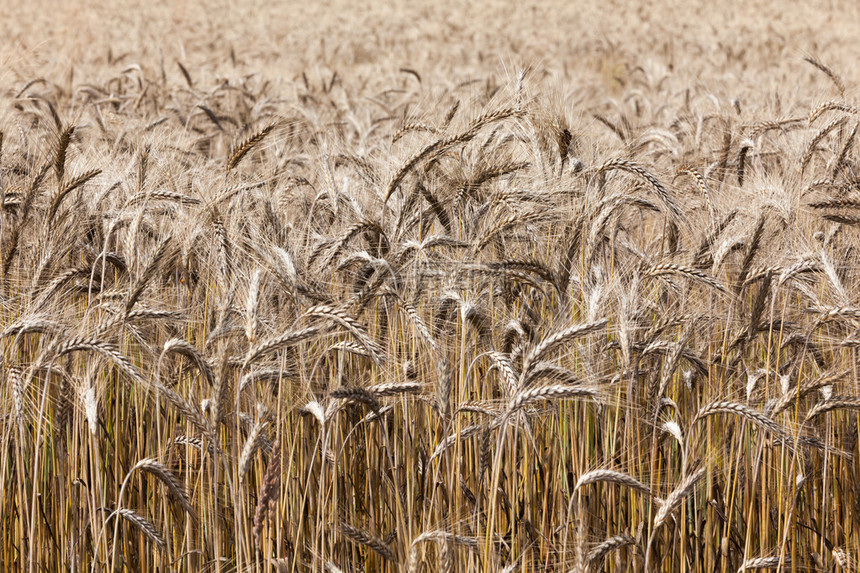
<box><xmin>115</xmin><ymin>508</ymin><xmax>166</xmax><ymax>548</ymax></box>
<box><xmin>575</xmin><ymin>469</ymin><xmax>653</xmax><ymax>497</ymax></box>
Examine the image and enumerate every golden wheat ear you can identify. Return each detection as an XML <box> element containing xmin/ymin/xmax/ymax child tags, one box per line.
<box><xmin>803</xmin><ymin>54</ymin><xmax>846</xmax><ymax>97</ymax></box>
<box><xmin>53</xmin><ymin>125</ymin><xmax>75</xmax><ymax>184</ymax></box>
<box><xmin>227</xmin><ymin>123</ymin><xmax>276</xmax><ymax>171</ymax></box>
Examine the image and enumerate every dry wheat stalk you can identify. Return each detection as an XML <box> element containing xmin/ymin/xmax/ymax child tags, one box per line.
<box><xmin>737</xmin><ymin>555</ymin><xmax>789</xmax><ymax>571</ymax></box>
<box><xmin>809</xmin><ymin>100</ymin><xmax>857</xmax><ymax>123</ymax></box>
<box><xmin>805</xmin><ymin>396</ymin><xmax>860</xmax><ymax>421</ymax></box>
<box><xmin>155</xmin><ymin>383</ymin><xmax>214</xmax><ymax>440</ymax></box>
<box><xmin>801</xmin><ymin>116</ymin><xmax>848</xmax><ymax>171</ymax></box>
<box><xmin>53</xmin><ymin>336</ymin><xmax>145</xmax><ymax>386</ymax></box>
<box><xmin>486</xmin><ymin>351</ymin><xmax>519</xmax><ymax>396</ymax></box>
<box><xmin>654</xmin><ymin>467</ymin><xmax>705</xmax><ymax>528</ymax></box>
<box><xmin>694</xmin><ymin>400</ymin><xmax>788</xmax><ymax>437</ymax></box>
<box><xmin>304</xmin><ymin>304</ymin><xmax>383</xmax><ymax>361</ymax></box>
<box><xmin>507</xmin><ymin>384</ymin><xmax>597</xmax><ymax>416</ymax></box>
<box><xmin>521</xmin><ymin>319</ymin><xmax>608</xmax><ymax>377</ymax></box>
<box><xmin>125</xmin><ymin>235</ymin><xmax>174</xmax><ymax>313</ymax></box>
<box><xmin>803</xmin><ymin>55</ymin><xmax>846</xmax><ymax>96</ymax></box>
<box><xmin>522</xmin><ymin>362</ymin><xmax>581</xmax><ymax>388</ymax></box>
<box><xmin>128</xmin><ymin>458</ymin><xmax>196</xmax><ymax>519</ymax></box>
<box><xmin>769</xmin><ymin>370</ymin><xmax>847</xmax><ymax>416</ymax></box>
<box><xmin>407</xmin><ymin>530</ymin><xmax>478</xmax><ymax>573</ymax></box>
<box><xmin>586</xmin><ymin>533</ymin><xmax>637</xmax><ymax>567</ymax></box>
<box><xmin>595</xmin><ymin>159</ymin><xmax>686</xmax><ymax>224</ymax></box>
<box><xmin>239</xmin><ymin>419</ymin><xmax>269</xmax><ymax>478</ymax></box>
<box><xmin>386</xmin><ymin>107</ymin><xmax>524</xmax><ymax>201</ymax></box>
<box><xmin>9</xmin><ymin>366</ymin><xmax>25</xmax><ymax>431</ymax></box>
<box><xmin>47</xmin><ymin>168</ymin><xmax>101</xmax><ymax>223</ymax></box>
<box><xmin>675</xmin><ymin>166</ymin><xmax>715</xmax><ymax>222</ymax></box>
<box><xmin>331</xmin><ymin>387</ymin><xmax>383</xmax><ymax>412</ymax></box>
<box><xmin>115</xmin><ymin>508</ymin><xmax>166</xmax><ymax>549</ymax></box>
<box><xmin>238</xmin><ymin>368</ymin><xmax>292</xmax><ymax>393</ymax></box>
<box><xmin>228</xmin><ymin>123</ymin><xmax>276</xmax><ymax>170</ymax></box>
<box><xmin>367</xmin><ymin>381</ymin><xmax>423</xmax><ymax>397</ymax></box>
<box><xmin>832</xmin><ymin>548</ymin><xmax>854</xmax><ymax>569</ymax></box>
<box><xmin>646</xmin><ymin>263</ymin><xmax>727</xmax><ymax>293</ymax></box>
<box><xmin>52</xmin><ymin>125</ymin><xmax>74</xmax><ymax>183</ymax></box>
<box><xmin>253</xmin><ymin>442</ymin><xmax>281</xmax><ymax>547</ymax></box>
<box><xmin>340</xmin><ymin>523</ymin><xmax>397</xmax><ymax>562</ymax></box>
<box><xmin>243</xmin><ymin>326</ymin><xmax>321</xmax><ymax>367</ymax></box>
<box><xmin>575</xmin><ymin>469</ymin><xmax>653</xmax><ymax>497</ymax></box>
<box><xmin>430</xmin><ymin>423</ymin><xmax>486</xmax><ymax>461</ymax></box>
<box><xmin>160</xmin><ymin>338</ymin><xmax>215</xmax><ymax>386</ymax></box>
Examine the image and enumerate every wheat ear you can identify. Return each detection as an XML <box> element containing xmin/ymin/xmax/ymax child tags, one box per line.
<box><xmin>228</xmin><ymin>123</ymin><xmax>276</xmax><ymax>170</ymax></box>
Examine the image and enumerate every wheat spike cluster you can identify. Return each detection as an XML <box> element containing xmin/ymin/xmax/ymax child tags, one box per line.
<box><xmin>3</xmin><ymin>0</ymin><xmax>860</xmax><ymax>571</ymax></box>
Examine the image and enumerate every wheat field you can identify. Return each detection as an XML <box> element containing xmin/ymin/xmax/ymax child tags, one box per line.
<box><xmin>3</xmin><ymin>0</ymin><xmax>860</xmax><ymax>571</ymax></box>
